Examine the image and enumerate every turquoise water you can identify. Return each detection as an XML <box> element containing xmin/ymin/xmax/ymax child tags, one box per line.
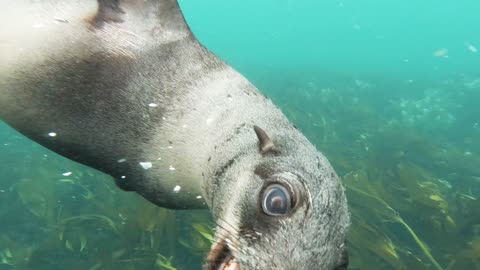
<box><xmin>182</xmin><ymin>0</ymin><xmax>480</xmax><ymax>77</ymax></box>
<box><xmin>1</xmin><ymin>1</ymin><xmax>479</xmax><ymax>269</ymax></box>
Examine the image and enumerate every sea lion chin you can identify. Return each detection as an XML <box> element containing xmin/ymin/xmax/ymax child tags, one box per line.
<box><xmin>0</xmin><ymin>1</ymin><xmax>350</xmax><ymax>269</ymax></box>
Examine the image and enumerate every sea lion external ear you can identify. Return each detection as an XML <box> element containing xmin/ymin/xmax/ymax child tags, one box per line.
<box><xmin>253</xmin><ymin>125</ymin><xmax>275</xmax><ymax>154</ymax></box>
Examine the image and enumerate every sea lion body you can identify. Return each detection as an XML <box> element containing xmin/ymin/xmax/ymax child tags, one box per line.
<box><xmin>0</xmin><ymin>1</ymin><xmax>350</xmax><ymax>269</ymax></box>
<box><xmin>1</xmin><ymin>0</ymin><xmax>218</xmax><ymax>208</ymax></box>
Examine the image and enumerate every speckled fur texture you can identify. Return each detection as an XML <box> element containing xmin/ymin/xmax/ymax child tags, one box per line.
<box><xmin>0</xmin><ymin>1</ymin><xmax>350</xmax><ymax>269</ymax></box>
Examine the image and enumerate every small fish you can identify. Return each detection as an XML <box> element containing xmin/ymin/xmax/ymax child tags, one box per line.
<box><xmin>89</xmin><ymin>263</ymin><xmax>102</xmax><ymax>270</ymax></box>
<box><xmin>459</xmin><ymin>193</ymin><xmax>477</xmax><ymax>200</ymax></box>
<box><xmin>4</xmin><ymin>249</ymin><xmax>12</xmax><ymax>258</ymax></box>
<box><xmin>433</xmin><ymin>48</ymin><xmax>448</xmax><ymax>58</ymax></box>
<box><xmin>465</xmin><ymin>42</ymin><xmax>478</xmax><ymax>53</ymax></box>
<box><xmin>80</xmin><ymin>236</ymin><xmax>87</xmax><ymax>252</ymax></box>
<box><xmin>58</xmin><ymin>178</ymin><xmax>75</xmax><ymax>183</ymax></box>
<box><xmin>112</xmin><ymin>248</ymin><xmax>126</xmax><ymax>259</ymax></box>
<box><xmin>65</xmin><ymin>240</ymin><xmax>74</xmax><ymax>251</ymax></box>
<box><xmin>81</xmin><ymin>192</ymin><xmax>95</xmax><ymax>200</ymax></box>
<box><xmin>429</xmin><ymin>194</ymin><xmax>444</xmax><ymax>202</ymax></box>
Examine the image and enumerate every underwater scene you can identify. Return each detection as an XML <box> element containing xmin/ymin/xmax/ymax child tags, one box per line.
<box><xmin>0</xmin><ymin>0</ymin><xmax>479</xmax><ymax>269</ymax></box>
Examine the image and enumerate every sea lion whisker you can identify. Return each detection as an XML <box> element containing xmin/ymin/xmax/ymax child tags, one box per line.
<box><xmin>214</xmin><ymin>215</ymin><xmax>241</xmax><ymax>234</ymax></box>
<box><xmin>213</xmin><ymin>217</ymin><xmax>240</xmax><ymax>235</ymax></box>
<box><xmin>212</xmin><ymin>231</ymin><xmax>240</xmax><ymax>250</ymax></box>
<box><xmin>210</xmin><ymin>222</ymin><xmax>241</xmax><ymax>246</ymax></box>
<box><xmin>213</xmin><ymin>219</ymin><xmax>246</xmax><ymax>245</ymax></box>
<box><xmin>212</xmin><ymin>229</ymin><xmax>241</xmax><ymax>251</ymax></box>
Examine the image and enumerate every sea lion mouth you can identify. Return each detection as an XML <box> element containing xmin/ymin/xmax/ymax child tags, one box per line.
<box><xmin>206</xmin><ymin>238</ymin><xmax>239</xmax><ymax>270</ymax></box>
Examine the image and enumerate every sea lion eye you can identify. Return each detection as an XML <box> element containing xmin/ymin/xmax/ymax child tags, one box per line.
<box><xmin>261</xmin><ymin>184</ymin><xmax>292</xmax><ymax>216</ymax></box>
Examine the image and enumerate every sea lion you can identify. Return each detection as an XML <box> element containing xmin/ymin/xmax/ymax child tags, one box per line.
<box><xmin>0</xmin><ymin>1</ymin><xmax>350</xmax><ymax>269</ymax></box>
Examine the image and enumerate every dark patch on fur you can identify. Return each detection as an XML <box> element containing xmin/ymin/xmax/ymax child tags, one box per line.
<box><xmin>10</xmin><ymin>51</ymin><xmax>149</xmax><ymax>192</ymax></box>
<box><xmin>316</xmin><ymin>156</ymin><xmax>322</xmax><ymax>169</ymax></box>
<box><xmin>254</xmin><ymin>163</ymin><xmax>273</xmax><ymax>180</ymax></box>
<box><xmin>214</xmin><ymin>157</ymin><xmax>236</xmax><ymax>179</ymax></box>
<box><xmin>90</xmin><ymin>0</ymin><xmax>125</xmax><ymax>27</ymax></box>
<box><xmin>233</xmin><ymin>123</ymin><xmax>246</xmax><ymax>134</ymax></box>
<box><xmin>334</xmin><ymin>243</ymin><xmax>349</xmax><ymax>270</ymax></box>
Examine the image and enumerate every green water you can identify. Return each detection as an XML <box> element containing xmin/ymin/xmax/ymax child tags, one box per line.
<box><xmin>1</xmin><ymin>1</ymin><xmax>479</xmax><ymax>269</ymax></box>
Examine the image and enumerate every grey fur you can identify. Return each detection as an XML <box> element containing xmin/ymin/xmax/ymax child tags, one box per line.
<box><xmin>0</xmin><ymin>0</ymin><xmax>350</xmax><ymax>269</ymax></box>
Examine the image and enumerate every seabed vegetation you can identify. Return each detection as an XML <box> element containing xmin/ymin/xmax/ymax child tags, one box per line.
<box><xmin>0</xmin><ymin>73</ymin><xmax>479</xmax><ymax>269</ymax></box>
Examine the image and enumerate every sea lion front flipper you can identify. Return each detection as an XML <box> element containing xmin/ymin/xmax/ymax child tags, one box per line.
<box><xmin>90</xmin><ymin>0</ymin><xmax>192</xmax><ymax>36</ymax></box>
<box><xmin>0</xmin><ymin>0</ymin><xmax>205</xmax><ymax>209</ymax></box>
<box><xmin>93</xmin><ymin>0</ymin><xmax>125</xmax><ymax>25</ymax></box>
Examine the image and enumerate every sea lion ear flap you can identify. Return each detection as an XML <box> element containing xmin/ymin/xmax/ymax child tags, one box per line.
<box><xmin>253</xmin><ymin>125</ymin><xmax>276</xmax><ymax>154</ymax></box>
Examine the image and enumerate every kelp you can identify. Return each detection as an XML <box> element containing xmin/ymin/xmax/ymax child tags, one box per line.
<box><xmin>446</xmin><ymin>238</ymin><xmax>480</xmax><ymax>269</ymax></box>
<box><xmin>155</xmin><ymin>255</ymin><xmax>179</xmax><ymax>270</ymax></box>
<box><xmin>178</xmin><ymin>223</ymin><xmax>214</xmax><ymax>255</ymax></box>
<box><xmin>347</xmin><ymin>208</ymin><xmax>406</xmax><ymax>269</ymax></box>
<box><xmin>0</xmin><ymin>235</ymin><xmax>34</xmax><ymax>268</ymax></box>
<box><xmin>15</xmin><ymin>175</ymin><xmax>58</xmax><ymax>227</ymax></box>
<box><xmin>1</xmin><ymin>74</ymin><xmax>480</xmax><ymax>270</ymax></box>
<box><xmin>344</xmin><ymin>170</ymin><xmax>444</xmax><ymax>270</ymax></box>
<box><xmin>0</xmin><ymin>144</ymin><xmax>203</xmax><ymax>270</ymax></box>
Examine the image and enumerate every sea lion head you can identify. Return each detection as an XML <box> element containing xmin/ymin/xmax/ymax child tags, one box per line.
<box><xmin>205</xmin><ymin>125</ymin><xmax>350</xmax><ymax>270</ymax></box>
